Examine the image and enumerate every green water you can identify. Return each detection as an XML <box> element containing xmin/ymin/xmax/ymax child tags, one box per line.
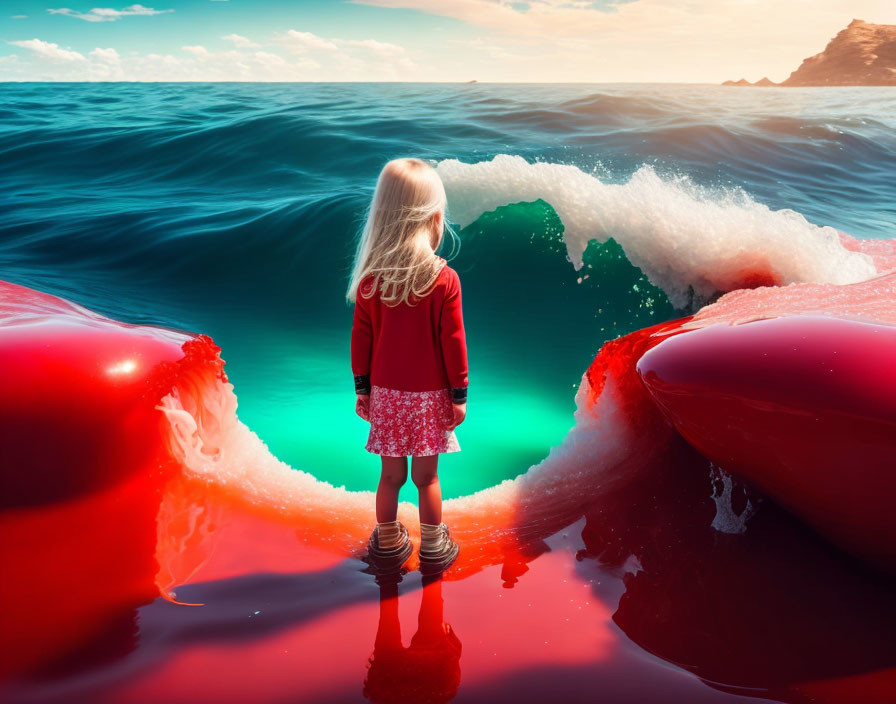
<box><xmin>218</xmin><ymin>202</ymin><xmax>674</xmax><ymax>499</ymax></box>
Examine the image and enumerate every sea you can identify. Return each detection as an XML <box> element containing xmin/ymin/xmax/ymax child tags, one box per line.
<box><xmin>1</xmin><ymin>82</ymin><xmax>895</xmax><ymax>703</ymax></box>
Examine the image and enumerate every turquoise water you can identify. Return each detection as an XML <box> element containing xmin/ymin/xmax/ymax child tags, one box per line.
<box><xmin>1</xmin><ymin>82</ymin><xmax>894</xmax><ymax>498</ymax></box>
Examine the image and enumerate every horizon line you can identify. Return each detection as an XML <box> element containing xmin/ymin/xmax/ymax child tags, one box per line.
<box><xmin>4</xmin><ymin>80</ymin><xmax>889</xmax><ymax>87</ymax></box>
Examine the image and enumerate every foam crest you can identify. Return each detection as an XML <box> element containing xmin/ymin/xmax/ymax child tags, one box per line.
<box><xmin>156</xmin><ymin>379</ymin><xmax>376</xmax><ymax>548</ymax></box>
<box><xmin>436</xmin><ymin>154</ymin><xmax>878</xmax><ymax>308</ymax></box>
<box><xmin>155</xmin><ymin>358</ymin><xmax>654</xmax><ymax>570</ymax></box>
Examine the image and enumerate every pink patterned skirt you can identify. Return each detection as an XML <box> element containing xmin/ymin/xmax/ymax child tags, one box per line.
<box><xmin>365</xmin><ymin>385</ymin><xmax>461</xmax><ymax>457</ymax></box>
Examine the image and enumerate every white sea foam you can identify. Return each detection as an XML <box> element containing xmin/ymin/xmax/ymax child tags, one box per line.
<box><xmin>156</xmin><ymin>380</ymin><xmax>375</xmax><ymax>547</ymax></box>
<box><xmin>709</xmin><ymin>464</ymin><xmax>759</xmax><ymax>534</ymax></box>
<box><xmin>154</xmin><ymin>156</ymin><xmax>884</xmax><ymax>562</ymax></box>
<box><xmin>155</xmin><ymin>362</ymin><xmax>648</xmax><ymax>556</ymax></box>
<box><xmin>436</xmin><ymin>154</ymin><xmax>878</xmax><ymax>308</ymax></box>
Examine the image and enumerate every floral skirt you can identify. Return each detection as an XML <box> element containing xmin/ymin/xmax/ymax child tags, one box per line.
<box><xmin>365</xmin><ymin>385</ymin><xmax>461</xmax><ymax>457</ymax></box>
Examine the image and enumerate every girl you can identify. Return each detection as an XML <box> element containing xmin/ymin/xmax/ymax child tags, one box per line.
<box><xmin>347</xmin><ymin>157</ymin><xmax>468</xmax><ymax>575</ymax></box>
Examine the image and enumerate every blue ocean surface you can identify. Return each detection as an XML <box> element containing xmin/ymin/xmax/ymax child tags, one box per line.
<box><xmin>1</xmin><ymin>82</ymin><xmax>895</xmax><ymax>499</ymax></box>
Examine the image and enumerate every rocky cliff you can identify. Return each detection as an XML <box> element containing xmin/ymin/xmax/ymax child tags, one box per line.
<box><xmin>723</xmin><ymin>19</ymin><xmax>896</xmax><ymax>87</ymax></box>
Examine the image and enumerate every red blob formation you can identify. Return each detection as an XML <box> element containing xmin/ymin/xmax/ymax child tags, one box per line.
<box><xmin>0</xmin><ymin>471</ymin><xmax>164</xmax><ymax>681</ymax></box>
<box><xmin>579</xmin><ymin>429</ymin><xmax>896</xmax><ymax>700</ymax></box>
<box><xmin>3</xmin><ymin>276</ymin><xmax>895</xmax><ymax>702</ymax></box>
<box><xmin>0</xmin><ymin>280</ymin><xmax>225</xmax><ymax>508</ymax></box>
<box><xmin>637</xmin><ymin>314</ymin><xmax>896</xmax><ymax>572</ymax></box>
<box><xmin>0</xmin><ymin>280</ymin><xmax>224</xmax><ymax>679</ymax></box>
<box><xmin>583</xmin><ymin>316</ymin><xmax>691</xmax><ymax>415</ymax></box>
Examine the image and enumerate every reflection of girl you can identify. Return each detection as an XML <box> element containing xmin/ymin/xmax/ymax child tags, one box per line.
<box><xmin>347</xmin><ymin>158</ymin><xmax>467</xmax><ymax>573</ymax></box>
<box><xmin>363</xmin><ymin>575</ymin><xmax>462</xmax><ymax>704</ymax></box>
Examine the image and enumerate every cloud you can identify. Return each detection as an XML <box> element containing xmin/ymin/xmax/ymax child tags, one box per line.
<box><xmin>181</xmin><ymin>45</ymin><xmax>211</xmax><ymax>57</ymax></box>
<box><xmin>8</xmin><ymin>0</ymin><xmax>896</xmax><ymax>83</ymax></box>
<box><xmin>339</xmin><ymin>38</ymin><xmax>416</xmax><ymax>74</ymax></box>
<box><xmin>352</xmin><ymin>0</ymin><xmax>892</xmax><ymax>43</ymax></box>
<box><xmin>89</xmin><ymin>47</ymin><xmax>121</xmax><ymax>61</ymax></box>
<box><xmin>11</xmin><ymin>15</ymin><xmax>27</xmax><ymax>19</ymax></box>
<box><xmin>9</xmin><ymin>38</ymin><xmax>85</xmax><ymax>62</ymax></box>
<box><xmin>342</xmin><ymin>38</ymin><xmax>406</xmax><ymax>58</ymax></box>
<box><xmin>353</xmin><ymin>0</ymin><xmax>610</xmax><ymax>36</ymax></box>
<box><xmin>222</xmin><ymin>33</ymin><xmax>260</xmax><ymax>48</ymax></box>
<box><xmin>253</xmin><ymin>51</ymin><xmax>287</xmax><ymax>67</ymax></box>
<box><xmin>5</xmin><ymin>27</ymin><xmax>424</xmax><ymax>81</ymax></box>
<box><xmin>276</xmin><ymin>29</ymin><xmax>419</xmax><ymax>77</ymax></box>
<box><xmin>87</xmin><ymin>47</ymin><xmax>125</xmax><ymax>78</ymax></box>
<box><xmin>47</xmin><ymin>4</ymin><xmax>173</xmax><ymax>22</ymax></box>
<box><xmin>352</xmin><ymin>0</ymin><xmax>896</xmax><ymax>82</ymax></box>
<box><xmin>281</xmin><ymin>30</ymin><xmax>339</xmax><ymax>52</ymax></box>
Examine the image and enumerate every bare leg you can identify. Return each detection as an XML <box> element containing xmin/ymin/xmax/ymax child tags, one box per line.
<box><xmin>376</xmin><ymin>456</ymin><xmax>408</xmax><ymax>523</ymax></box>
<box><xmin>412</xmin><ymin>454</ymin><xmax>441</xmax><ymax>525</ymax></box>
<box><xmin>374</xmin><ymin>579</ymin><xmax>402</xmax><ymax>650</ymax></box>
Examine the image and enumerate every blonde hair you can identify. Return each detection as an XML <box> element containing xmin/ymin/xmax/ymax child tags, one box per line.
<box><xmin>346</xmin><ymin>158</ymin><xmax>458</xmax><ymax>307</ymax></box>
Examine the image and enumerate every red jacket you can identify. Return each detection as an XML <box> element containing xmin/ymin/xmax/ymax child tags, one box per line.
<box><xmin>351</xmin><ymin>260</ymin><xmax>468</xmax><ymax>403</ymax></box>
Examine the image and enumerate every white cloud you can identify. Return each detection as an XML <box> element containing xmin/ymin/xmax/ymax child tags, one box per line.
<box><xmin>281</xmin><ymin>30</ymin><xmax>338</xmax><ymax>52</ymax></box>
<box><xmin>353</xmin><ymin>0</ymin><xmax>896</xmax><ymax>81</ymax></box>
<box><xmin>11</xmin><ymin>15</ymin><xmax>27</xmax><ymax>19</ymax></box>
<box><xmin>254</xmin><ymin>51</ymin><xmax>286</xmax><ymax>66</ymax></box>
<box><xmin>275</xmin><ymin>29</ymin><xmax>421</xmax><ymax>78</ymax></box>
<box><xmin>89</xmin><ymin>47</ymin><xmax>121</xmax><ymax>61</ymax></box>
<box><xmin>4</xmin><ymin>27</ymin><xmax>426</xmax><ymax>81</ymax></box>
<box><xmin>9</xmin><ymin>38</ymin><xmax>85</xmax><ymax>62</ymax></box>
<box><xmin>87</xmin><ymin>47</ymin><xmax>125</xmax><ymax>79</ymax></box>
<box><xmin>9</xmin><ymin>1</ymin><xmax>896</xmax><ymax>82</ymax></box>
<box><xmin>222</xmin><ymin>33</ymin><xmax>260</xmax><ymax>48</ymax></box>
<box><xmin>181</xmin><ymin>45</ymin><xmax>211</xmax><ymax>57</ymax></box>
<box><xmin>341</xmin><ymin>38</ymin><xmax>415</xmax><ymax>74</ymax></box>
<box><xmin>342</xmin><ymin>38</ymin><xmax>406</xmax><ymax>57</ymax></box>
<box><xmin>126</xmin><ymin>45</ymin><xmax>320</xmax><ymax>80</ymax></box>
<box><xmin>448</xmin><ymin>37</ymin><xmax>523</xmax><ymax>62</ymax></box>
<box><xmin>354</xmin><ymin>0</ymin><xmax>610</xmax><ymax>36</ymax></box>
<box><xmin>47</xmin><ymin>4</ymin><xmax>173</xmax><ymax>22</ymax></box>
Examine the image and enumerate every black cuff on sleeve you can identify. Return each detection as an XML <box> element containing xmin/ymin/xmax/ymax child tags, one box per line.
<box><xmin>354</xmin><ymin>374</ymin><xmax>371</xmax><ymax>395</ymax></box>
<box><xmin>451</xmin><ymin>386</ymin><xmax>467</xmax><ymax>404</ymax></box>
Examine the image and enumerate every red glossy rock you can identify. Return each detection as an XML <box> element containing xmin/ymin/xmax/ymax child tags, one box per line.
<box><xmin>0</xmin><ymin>280</ymin><xmax>222</xmax><ymax>679</ymax></box>
<box><xmin>636</xmin><ymin>314</ymin><xmax>896</xmax><ymax>572</ymax></box>
<box><xmin>2</xmin><ymin>276</ymin><xmax>894</xmax><ymax>702</ymax></box>
<box><xmin>0</xmin><ymin>281</ymin><xmax>220</xmax><ymax>507</ymax></box>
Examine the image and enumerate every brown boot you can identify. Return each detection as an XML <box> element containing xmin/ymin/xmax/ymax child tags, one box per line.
<box><xmin>418</xmin><ymin>522</ymin><xmax>460</xmax><ymax>575</ymax></box>
<box><xmin>363</xmin><ymin>521</ymin><xmax>413</xmax><ymax>576</ymax></box>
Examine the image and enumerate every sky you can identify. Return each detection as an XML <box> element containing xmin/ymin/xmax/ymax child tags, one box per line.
<box><xmin>1</xmin><ymin>0</ymin><xmax>895</xmax><ymax>82</ymax></box>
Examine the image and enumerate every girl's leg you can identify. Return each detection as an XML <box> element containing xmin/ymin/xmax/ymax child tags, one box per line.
<box><xmin>411</xmin><ymin>454</ymin><xmax>441</xmax><ymax>525</ymax></box>
<box><xmin>374</xmin><ymin>579</ymin><xmax>402</xmax><ymax>650</ymax></box>
<box><xmin>414</xmin><ymin>575</ymin><xmax>445</xmax><ymax>642</ymax></box>
<box><xmin>376</xmin><ymin>456</ymin><xmax>408</xmax><ymax>523</ymax></box>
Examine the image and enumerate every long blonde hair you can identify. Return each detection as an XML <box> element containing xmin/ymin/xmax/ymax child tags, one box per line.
<box><xmin>346</xmin><ymin>158</ymin><xmax>458</xmax><ymax>306</ymax></box>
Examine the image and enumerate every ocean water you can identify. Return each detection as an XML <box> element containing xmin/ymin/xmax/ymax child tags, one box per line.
<box><xmin>2</xmin><ymin>82</ymin><xmax>894</xmax><ymax>501</ymax></box>
<box><xmin>2</xmin><ymin>82</ymin><xmax>896</xmax><ymax>704</ymax></box>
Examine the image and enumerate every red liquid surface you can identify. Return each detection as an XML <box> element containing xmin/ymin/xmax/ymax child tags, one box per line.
<box><xmin>1</xmin><ymin>278</ymin><xmax>895</xmax><ymax>703</ymax></box>
<box><xmin>637</xmin><ymin>315</ymin><xmax>896</xmax><ymax>572</ymax></box>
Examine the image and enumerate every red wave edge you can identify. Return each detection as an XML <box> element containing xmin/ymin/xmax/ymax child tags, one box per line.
<box><xmin>636</xmin><ymin>272</ymin><xmax>896</xmax><ymax>574</ymax></box>
<box><xmin>2</xmin><ymin>273</ymin><xmax>895</xmax><ymax>701</ymax></box>
<box><xmin>0</xmin><ymin>279</ymin><xmax>226</xmax><ymax>679</ymax></box>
